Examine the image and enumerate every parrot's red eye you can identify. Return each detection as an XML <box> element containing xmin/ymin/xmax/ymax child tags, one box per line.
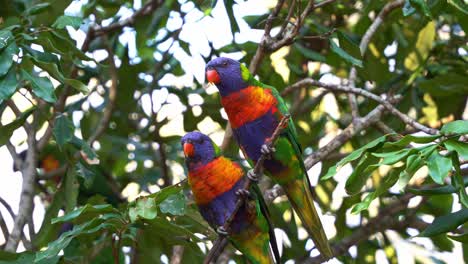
<box><xmin>183</xmin><ymin>143</ymin><xmax>195</xmax><ymax>157</ymax></box>
<box><xmin>206</xmin><ymin>69</ymin><xmax>220</xmax><ymax>84</ymax></box>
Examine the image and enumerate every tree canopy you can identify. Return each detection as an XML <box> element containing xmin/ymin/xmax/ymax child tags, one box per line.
<box><xmin>0</xmin><ymin>0</ymin><xmax>467</xmax><ymax>263</ymax></box>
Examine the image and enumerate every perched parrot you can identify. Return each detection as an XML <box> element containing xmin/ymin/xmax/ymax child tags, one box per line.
<box><xmin>181</xmin><ymin>131</ymin><xmax>280</xmax><ymax>264</ymax></box>
<box><xmin>205</xmin><ymin>57</ymin><xmax>333</xmax><ymax>258</ymax></box>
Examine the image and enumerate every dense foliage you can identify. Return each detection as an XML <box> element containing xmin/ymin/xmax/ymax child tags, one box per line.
<box><xmin>0</xmin><ymin>0</ymin><xmax>467</xmax><ymax>263</ymax></box>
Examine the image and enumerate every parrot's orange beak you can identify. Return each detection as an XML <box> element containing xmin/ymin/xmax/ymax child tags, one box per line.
<box><xmin>183</xmin><ymin>142</ymin><xmax>195</xmax><ymax>157</ymax></box>
<box><xmin>206</xmin><ymin>69</ymin><xmax>220</xmax><ymax>84</ymax></box>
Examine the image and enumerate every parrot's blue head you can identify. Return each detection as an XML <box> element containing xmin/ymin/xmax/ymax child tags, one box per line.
<box><xmin>205</xmin><ymin>57</ymin><xmax>249</xmax><ymax>97</ymax></box>
<box><xmin>181</xmin><ymin>131</ymin><xmax>219</xmax><ymax>169</ymax></box>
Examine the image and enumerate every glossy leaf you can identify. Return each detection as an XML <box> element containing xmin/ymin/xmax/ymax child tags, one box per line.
<box><xmin>52</xmin><ymin>15</ymin><xmax>83</xmax><ymax>29</ymax></box>
<box><xmin>159</xmin><ymin>192</ymin><xmax>186</xmax><ymax>216</ymax></box>
<box><xmin>323</xmin><ymin>135</ymin><xmax>388</xmax><ymax>180</ymax></box>
<box><xmin>52</xmin><ymin>204</ymin><xmax>116</xmax><ymax>224</ymax></box>
<box><xmin>53</xmin><ymin>114</ymin><xmax>74</xmax><ymax>146</ymax></box>
<box><xmin>0</xmin><ymin>41</ymin><xmax>17</xmax><ymax>76</ymax></box>
<box><xmin>448</xmin><ymin>0</ymin><xmax>468</xmax><ymax>14</ymax></box>
<box><xmin>21</xmin><ymin>69</ymin><xmax>57</xmax><ymax>103</ymax></box>
<box><xmin>419</xmin><ymin>209</ymin><xmax>468</xmax><ymax>237</ymax></box>
<box><xmin>426</xmin><ymin>151</ymin><xmax>452</xmax><ymax>185</ymax></box>
<box><xmin>0</xmin><ymin>108</ymin><xmax>35</xmax><ymax>146</ymax></box>
<box><xmin>329</xmin><ymin>39</ymin><xmax>363</xmax><ymax>67</ymax></box>
<box><xmin>441</xmin><ymin>120</ymin><xmax>468</xmax><ymax>135</ymax></box>
<box><xmin>0</xmin><ymin>68</ymin><xmax>18</xmax><ymax>100</ymax></box>
<box><xmin>129</xmin><ymin>197</ymin><xmax>158</xmax><ymax>222</ymax></box>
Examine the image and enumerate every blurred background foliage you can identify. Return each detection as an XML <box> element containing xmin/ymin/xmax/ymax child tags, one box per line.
<box><xmin>0</xmin><ymin>0</ymin><xmax>467</xmax><ymax>263</ymax></box>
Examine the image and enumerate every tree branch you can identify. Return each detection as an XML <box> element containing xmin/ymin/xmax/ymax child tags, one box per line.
<box><xmin>203</xmin><ymin>115</ymin><xmax>291</xmax><ymax>264</ymax></box>
<box><xmin>346</xmin><ymin>0</ymin><xmax>404</xmax><ymax>123</ymax></box>
<box><xmin>93</xmin><ymin>0</ymin><xmax>163</xmax><ymax>37</ymax></box>
<box><xmin>170</xmin><ymin>245</ymin><xmax>185</xmax><ymax>264</ymax></box>
<box><xmin>5</xmin><ymin>119</ymin><xmax>37</xmax><ymax>252</ymax></box>
<box><xmin>87</xmin><ymin>36</ymin><xmax>118</xmax><ymax>145</ymax></box>
<box><xmin>283</xmin><ymin>79</ymin><xmax>439</xmax><ymax>135</ymax></box>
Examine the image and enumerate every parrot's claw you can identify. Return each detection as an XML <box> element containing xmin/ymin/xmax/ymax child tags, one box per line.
<box><xmin>247</xmin><ymin>170</ymin><xmax>259</xmax><ymax>182</ymax></box>
<box><xmin>216</xmin><ymin>226</ymin><xmax>228</xmax><ymax>236</ymax></box>
<box><xmin>261</xmin><ymin>144</ymin><xmax>276</xmax><ymax>158</ymax></box>
<box><xmin>235</xmin><ymin>189</ymin><xmax>253</xmax><ymax>200</ymax></box>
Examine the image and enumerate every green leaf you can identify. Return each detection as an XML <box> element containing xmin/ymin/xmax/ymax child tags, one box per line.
<box><xmin>159</xmin><ymin>192</ymin><xmax>186</xmax><ymax>216</ymax></box>
<box><xmin>441</xmin><ymin>120</ymin><xmax>468</xmax><ymax>135</ymax></box>
<box><xmin>426</xmin><ymin>152</ymin><xmax>452</xmax><ymax>184</ymax></box>
<box><xmin>24</xmin><ymin>2</ymin><xmax>51</xmax><ymax>15</ymax></box>
<box><xmin>397</xmin><ymin>153</ymin><xmax>425</xmax><ymax>189</ymax></box>
<box><xmin>52</xmin><ymin>15</ymin><xmax>83</xmax><ymax>30</ymax></box>
<box><xmin>408</xmin><ymin>185</ymin><xmax>461</xmax><ymax>195</ymax></box>
<box><xmin>419</xmin><ymin>73</ymin><xmax>468</xmax><ymax>97</ymax></box>
<box><xmin>21</xmin><ymin>69</ymin><xmax>57</xmax><ymax>103</ymax></box>
<box><xmin>36</xmin><ymin>218</ymin><xmax>112</xmax><ymax>262</ymax></box>
<box><xmin>419</xmin><ymin>209</ymin><xmax>468</xmax><ymax>237</ymax></box>
<box><xmin>448</xmin><ymin>0</ymin><xmax>468</xmax><ymax>14</ymax></box>
<box><xmin>76</xmin><ymin>161</ymin><xmax>96</xmax><ymax>188</ymax></box>
<box><xmin>451</xmin><ymin>153</ymin><xmax>468</xmax><ymax>208</ymax></box>
<box><xmin>24</xmin><ymin>51</ymin><xmax>89</xmax><ymax>94</ymax></box>
<box><xmin>0</xmin><ymin>30</ymin><xmax>14</xmax><ymax>50</ymax></box>
<box><xmin>322</xmin><ymin>135</ymin><xmax>388</xmax><ymax>180</ymax></box>
<box><xmin>410</xmin><ymin>0</ymin><xmax>432</xmax><ymax>18</ymax></box>
<box><xmin>447</xmin><ymin>233</ymin><xmax>468</xmax><ymax>243</ymax></box>
<box><xmin>404</xmin><ymin>21</ymin><xmax>436</xmax><ymax>71</ymax></box>
<box><xmin>345</xmin><ymin>153</ymin><xmax>380</xmax><ymax>195</ymax></box>
<box><xmin>129</xmin><ymin>197</ymin><xmax>158</xmax><ymax>222</ymax></box>
<box><xmin>329</xmin><ymin>39</ymin><xmax>363</xmax><ymax>67</ymax></box>
<box><xmin>53</xmin><ymin>114</ymin><xmax>74</xmax><ymax>146</ymax></box>
<box><xmin>372</xmin><ymin>148</ymin><xmax>415</xmax><ymax>165</ymax></box>
<box><xmin>294</xmin><ymin>43</ymin><xmax>326</xmax><ymax>62</ymax></box>
<box><xmin>444</xmin><ymin>140</ymin><xmax>468</xmax><ymax>160</ymax></box>
<box><xmin>0</xmin><ymin>108</ymin><xmax>35</xmax><ymax>146</ymax></box>
<box><xmin>52</xmin><ymin>204</ymin><xmax>115</xmax><ymax>224</ymax></box>
<box><xmin>64</xmin><ymin>168</ymin><xmax>79</xmax><ymax>212</ymax></box>
<box><xmin>351</xmin><ymin>167</ymin><xmax>402</xmax><ymax>214</ymax></box>
<box><xmin>383</xmin><ymin>134</ymin><xmax>440</xmax><ymax>148</ymax></box>
<box><xmin>224</xmin><ymin>0</ymin><xmax>240</xmax><ymax>36</ymax></box>
<box><xmin>0</xmin><ymin>68</ymin><xmax>18</xmax><ymax>100</ymax></box>
<box><xmin>0</xmin><ymin>41</ymin><xmax>18</xmax><ymax>77</ymax></box>
<box><xmin>70</xmin><ymin>136</ymin><xmax>97</xmax><ymax>160</ymax></box>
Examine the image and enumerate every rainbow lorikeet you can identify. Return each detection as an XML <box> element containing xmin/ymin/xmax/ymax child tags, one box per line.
<box><xmin>181</xmin><ymin>131</ymin><xmax>280</xmax><ymax>264</ymax></box>
<box><xmin>205</xmin><ymin>57</ymin><xmax>333</xmax><ymax>258</ymax></box>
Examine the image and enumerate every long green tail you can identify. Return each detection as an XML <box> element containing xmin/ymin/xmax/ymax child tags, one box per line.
<box><xmin>230</xmin><ymin>231</ymin><xmax>275</xmax><ymax>264</ymax></box>
<box><xmin>284</xmin><ymin>178</ymin><xmax>333</xmax><ymax>259</ymax></box>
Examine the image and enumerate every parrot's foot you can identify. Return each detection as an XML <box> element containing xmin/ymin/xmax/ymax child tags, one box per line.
<box><xmin>235</xmin><ymin>189</ymin><xmax>253</xmax><ymax>200</ymax></box>
<box><xmin>216</xmin><ymin>226</ymin><xmax>228</xmax><ymax>236</ymax></box>
<box><xmin>247</xmin><ymin>170</ymin><xmax>259</xmax><ymax>182</ymax></box>
<box><xmin>260</xmin><ymin>143</ymin><xmax>276</xmax><ymax>159</ymax></box>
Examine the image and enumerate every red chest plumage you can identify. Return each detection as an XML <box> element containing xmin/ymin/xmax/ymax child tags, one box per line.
<box><xmin>221</xmin><ymin>86</ymin><xmax>278</xmax><ymax>129</ymax></box>
<box><xmin>188</xmin><ymin>157</ymin><xmax>244</xmax><ymax>205</ymax></box>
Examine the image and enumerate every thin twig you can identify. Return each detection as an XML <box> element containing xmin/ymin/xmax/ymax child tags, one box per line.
<box><xmin>93</xmin><ymin>0</ymin><xmax>162</xmax><ymax>37</ymax></box>
<box><xmin>87</xmin><ymin>36</ymin><xmax>118</xmax><ymax>145</ymax></box>
<box><xmin>170</xmin><ymin>245</ymin><xmax>185</xmax><ymax>264</ymax></box>
<box><xmin>203</xmin><ymin>115</ymin><xmax>291</xmax><ymax>264</ymax></box>
<box><xmin>283</xmin><ymin>79</ymin><xmax>439</xmax><ymax>135</ymax></box>
<box><xmin>346</xmin><ymin>0</ymin><xmax>404</xmax><ymax>123</ymax></box>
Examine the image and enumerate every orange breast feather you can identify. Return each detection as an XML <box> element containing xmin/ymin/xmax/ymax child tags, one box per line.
<box><xmin>221</xmin><ymin>86</ymin><xmax>277</xmax><ymax>129</ymax></box>
<box><xmin>188</xmin><ymin>157</ymin><xmax>244</xmax><ymax>205</ymax></box>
